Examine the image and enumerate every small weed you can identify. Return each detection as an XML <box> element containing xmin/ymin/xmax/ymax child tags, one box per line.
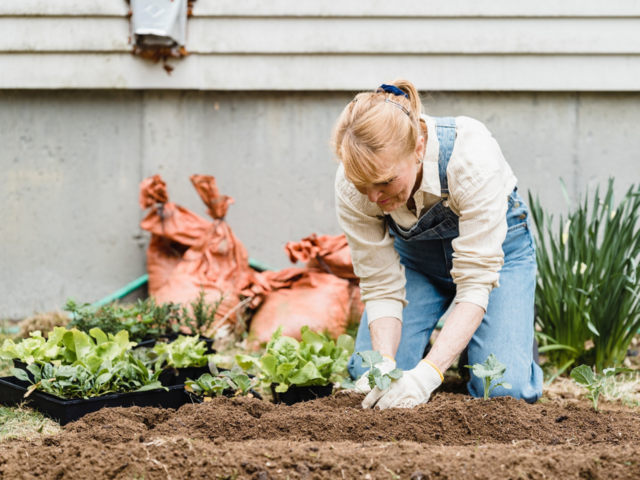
<box><xmin>383</xmin><ymin>466</ymin><xmax>400</xmax><ymax>479</ymax></box>
<box><xmin>570</xmin><ymin>365</ymin><xmax>633</xmax><ymax>411</ymax></box>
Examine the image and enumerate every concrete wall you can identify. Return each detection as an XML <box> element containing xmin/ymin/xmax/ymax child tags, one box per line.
<box><xmin>1</xmin><ymin>90</ymin><xmax>639</xmax><ymax>318</ymax></box>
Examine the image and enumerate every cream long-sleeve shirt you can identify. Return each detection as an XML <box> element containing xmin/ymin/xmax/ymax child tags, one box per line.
<box><xmin>335</xmin><ymin>114</ymin><xmax>518</xmax><ymax>324</ymax></box>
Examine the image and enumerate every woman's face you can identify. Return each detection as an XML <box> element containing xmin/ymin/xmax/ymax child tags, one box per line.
<box><xmin>355</xmin><ymin>137</ymin><xmax>425</xmax><ymax>213</ymax></box>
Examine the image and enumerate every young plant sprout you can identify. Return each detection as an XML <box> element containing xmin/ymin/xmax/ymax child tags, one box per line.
<box><xmin>465</xmin><ymin>354</ymin><xmax>512</xmax><ymax>400</ymax></box>
<box><xmin>570</xmin><ymin>364</ymin><xmax>632</xmax><ymax>411</ymax></box>
<box><xmin>342</xmin><ymin>351</ymin><xmax>403</xmax><ymax>391</ymax></box>
<box><xmin>236</xmin><ymin>326</ymin><xmax>354</xmax><ymax>393</ymax></box>
<box><xmin>185</xmin><ymin>365</ymin><xmax>257</xmax><ymax>400</ymax></box>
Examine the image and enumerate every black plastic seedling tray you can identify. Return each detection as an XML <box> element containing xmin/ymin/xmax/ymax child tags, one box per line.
<box><xmin>186</xmin><ymin>388</ymin><xmax>263</xmax><ymax>404</ymax></box>
<box><xmin>12</xmin><ymin>360</ymin><xmax>33</xmax><ymax>381</ymax></box>
<box><xmin>270</xmin><ymin>384</ymin><xmax>333</xmax><ymax>405</ymax></box>
<box><xmin>132</xmin><ymin>334</ymin><xmax>216</xmax><ymax>354</ymax></box>
<box><xmin>159</xmin><ymin>366</ymin><xmax>214</xmax><ymax>386</ymax></box>
<box><xmin>132</xmin><ymin>337</ymin><xmax>157</xmax><ymax>349</ymax></box>
<box><xmin>0</xmin><ymin>376</ymin><xmax>191</xmax><ymax>426</ymax></box>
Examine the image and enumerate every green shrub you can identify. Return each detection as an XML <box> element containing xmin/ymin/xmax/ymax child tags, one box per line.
<box><xmin>530</xmin><ymin>179</ymin><xmax>640</xmax><ymax>373</ymax></box>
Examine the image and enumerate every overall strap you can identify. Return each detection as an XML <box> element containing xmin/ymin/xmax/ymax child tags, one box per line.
<box><xmin>431</xmin><ymin>116</ymin><xmax>457</xmax><ymax>198</ymax></box>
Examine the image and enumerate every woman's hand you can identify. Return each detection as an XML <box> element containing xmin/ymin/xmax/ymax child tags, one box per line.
<box><xmin>363</xmin><ymin>302</ymin><xmax>484</xmax><ymax>410</ymax></box>
<box><xmin>362</xmin><ymin>360</ymin><xmax>442</xmax><ymax>409</ymax></box>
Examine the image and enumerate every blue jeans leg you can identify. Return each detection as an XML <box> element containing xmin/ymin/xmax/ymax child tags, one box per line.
<box><xmin>466</xmin><ymin>222</ymin><xmax>543</xmax><ymax>403</ymax></box>
<box><xmin>347</xmin><ymin>266</ymin><xmax>453</xmax><ymax>379</ymax></box>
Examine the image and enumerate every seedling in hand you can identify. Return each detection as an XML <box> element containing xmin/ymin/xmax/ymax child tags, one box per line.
<box><xmin>466</xmin><ymin>353</ymin><xmax>512</xmax><ymax>400</ymax></box>
<box><xmin>342</xmin><ymin>351</ymin><xmax>403</xmax><ymax>391</ymax></box>
<box><xmin>570</xmin><ymin>364</ymin><xmax>632</xmax><ymax>411</ymax></box>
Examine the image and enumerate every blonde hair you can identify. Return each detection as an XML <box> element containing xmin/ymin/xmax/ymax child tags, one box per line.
<box><xmin>331</xmin><ymin>79</ymin><xmax>425</xmax><ymax>187</ymax></box>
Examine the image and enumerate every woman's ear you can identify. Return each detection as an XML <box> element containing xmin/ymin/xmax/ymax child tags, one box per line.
<box><xmin>415</xmin><ymin>135</ymin><xmax>426</xmax><ymax>163</ymax></box>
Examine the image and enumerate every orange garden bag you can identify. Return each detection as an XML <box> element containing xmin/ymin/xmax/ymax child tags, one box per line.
<box><xmin>140</xmin><ymin>174</ymin><xmax>254</xmax><ymax>334</ymax></box>
<box><xmin>247</xmin><ymin>268</ymin><xmax>353</xmax><ymax>344</ymax></box>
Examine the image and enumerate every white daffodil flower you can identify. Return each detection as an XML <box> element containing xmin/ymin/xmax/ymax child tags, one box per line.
<box><xmin>572</xmin><ymin>261</ymin><xmax>587</xmax><ymax>275</ymax></box>
<box><xmin>562</xmin><ymin>220</ymin><xmax>572</xmax><ymax>245</ymax></box>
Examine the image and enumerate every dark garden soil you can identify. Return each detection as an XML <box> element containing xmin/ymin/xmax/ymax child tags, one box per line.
<box><xmin>2</xmin><ymin>392</ymin><xmax>640</xmax><ymax>479</ymax></box>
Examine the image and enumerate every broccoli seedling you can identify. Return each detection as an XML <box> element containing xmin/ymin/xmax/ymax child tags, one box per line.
<box><xmin>342</xmin><ymin>350</ymin><xmax>403</xmax><ymax>391</ymax></box>
<box><xmin>465</xmin><ymin>354</ymin><xmax>512</xmax><ymax>400</ymax></box>
<box><xmin>570</xmin><ymin>364</ymin><xmax>632</xmax><ymax>411</ymax></box>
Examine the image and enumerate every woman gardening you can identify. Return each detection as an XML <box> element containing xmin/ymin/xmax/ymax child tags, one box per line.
<box><xmin>333</xmin><ymin>79</ymin><xmax>542</xmax><ymax>409</ymax></box>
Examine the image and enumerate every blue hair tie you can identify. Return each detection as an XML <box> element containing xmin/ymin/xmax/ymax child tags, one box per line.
<box><xmin>379</xmin><ymin>84</ymin><xmax>409</xmax><ymax>99</ymax></box>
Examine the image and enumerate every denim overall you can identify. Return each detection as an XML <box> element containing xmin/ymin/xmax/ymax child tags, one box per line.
<box><xmin>348</xmin><ymin>117</ymin><xmax>543</xmax><ymax>403</ymax></box>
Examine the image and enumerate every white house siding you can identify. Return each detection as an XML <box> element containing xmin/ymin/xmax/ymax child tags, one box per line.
<box><xmin>1</xmin><ymin>1</ymin><xmax>640</xmax><ymax>318</ymax></box>
<box><xmin>1</xmin><ymin>0</ymin><xmax>640</xmax><ymax>90</ymax></box>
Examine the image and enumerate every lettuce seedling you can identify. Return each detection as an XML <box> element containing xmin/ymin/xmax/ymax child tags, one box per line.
<box><xmin>0</xmin><ymin>327</ymin><xmax>67</xmax><ymax>365</ymax></box>
<box><xmin>341</xmin><ymin>351</ymin><xmax>403</xmax><ymax>391</ymax></box>
<box><xmin>185</xmin><ymin>365</ymin><xmax>256</xmax><ymax>400</ymax></box>
<box><xmin>570</xmin><ymin>364</ymin><xmax>633</xmax><ymax>411</ymax></box>
<box><xmin>11</xmin><ymin>352</ymin><xmax>163</xmax><ymax>399</ymax></box>
<box><xmin>151</xmin><ymin>335</ymin><xmax>214</xmax><ymax>370</ymax></box>
<box><xmin>465</xmin><ymin>354</ymin><xmax>512</xmax><ymax>400</ymax></box>
<box><xmin>236</xmin><ymin>326</ymin><xmax>355</xmax><ymax>393</ymax></box>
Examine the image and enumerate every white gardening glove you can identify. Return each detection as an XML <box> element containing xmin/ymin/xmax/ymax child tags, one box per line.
<box><xmin>362</xmin><ymin>360</ymin><xmax>443</xmax><ymax>410</ymax></box>
<box><xmin>353</xmin><ymin>355</ymin><xmax>397</xmax><ymax>394</ymax></box>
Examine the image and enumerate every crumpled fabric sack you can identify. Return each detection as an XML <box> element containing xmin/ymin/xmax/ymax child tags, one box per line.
<box><xmin>140</xmin><ymin>174</ymin><xmax>254</xmax><ymax>333</ymax></box>
<box><xmin>139</xmin><ymin>175</ymin><xmax>210</xmax><ymax>293</ymax></box>
<box><xmin>285</xmin><ymin>233</ymin><xmax>358</xmax><ymax>280</ymax></box>
<box><xmin>284</xmin><ymin>232</ymin><xmax>365</xmax><ymax>325</ymax></box>
<box><xmin>248</xmin><ymin>268</ymin><xmax>353</xmax><ymax>345</ymax></box>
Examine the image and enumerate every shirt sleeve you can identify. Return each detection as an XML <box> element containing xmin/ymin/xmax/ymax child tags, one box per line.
<box><xmin>448</xmin><ymin>120</ymin><xmax>511</xmax><ymax>312</ymax></box>
<box><xmin>335</xmin><ymin>172</ymin><xmax>407</xmax><ymax>324</ymax></box>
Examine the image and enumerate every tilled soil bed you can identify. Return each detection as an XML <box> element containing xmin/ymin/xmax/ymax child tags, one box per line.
<box><xmin>2</xmin><ymin>392</ymin><xmax>640</xmax><ymax>479</ymax></box>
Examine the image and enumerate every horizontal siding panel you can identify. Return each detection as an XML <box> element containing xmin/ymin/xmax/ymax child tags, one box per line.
<box><xmin>2</xmin><ymin>53</ymin><xmax>640</xmax><ymax>91</ymax></box>
<box><xmin>3</xmin><ymin>0</ymin><xmax>639</xmax><ymax>18</ymax></box>
<box><xmin>4</xmin><ymin>17</ymin><xmax>640</xmax><ymax>55</ymax></box>
<box><xmin>0</xmin><ymin>18</ymin><xmax>130</xmax><ymax>52</ymax></box>
<box><xmin>188</xmin><ymin>18</ymin><xmax>640</xmax><ymax>54</ymax></box>
<box><xmin>193</xmin><ymin>0</ymin><xmax>640</xmax><ymax>18</ymax></box>
<box><xmin>0</xmin><ymin>0</ymin><xmax>127</xmax><ymax>17</ymax></box>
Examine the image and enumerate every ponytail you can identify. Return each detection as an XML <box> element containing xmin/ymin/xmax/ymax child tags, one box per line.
<box><xmin>388</xmin><ymin>79</ymin><xmax>423</xmax><ymax>122</ymax></box>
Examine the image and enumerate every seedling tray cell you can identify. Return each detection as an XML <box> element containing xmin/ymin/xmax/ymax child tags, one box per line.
<box><xmin>159</xmin><ymin>366</ymin><xmax>214</xmax><ymax>386</ymax></box>
<box><xmin>0</xmin><ymin>376</ymin><xmax>191</xmax><ymax>426</ymax></box>
<box><xmin>271</xmin><ymin>384</ymin><xmax>333</xmax><ymax>405</ymax></box>
<box><xmin>132</xmin><ymin>338</ymin><xmax>157</xmax><ymax>349</ymax></box>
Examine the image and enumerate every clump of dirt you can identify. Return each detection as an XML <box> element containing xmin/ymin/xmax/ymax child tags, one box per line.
<box><xmin>2</xmin><ymin>437</ymin><xmax>640</xmax><ymax>480</ymax></box>
<box><xmin>63</xmin><ymin>406</ymin><xmax>177</xmax><ymax>444</ymax></box>
<box><xmin>64</xmin><ymin>392</ymin><xmax>640</xmax><ymax>446</ymax></box>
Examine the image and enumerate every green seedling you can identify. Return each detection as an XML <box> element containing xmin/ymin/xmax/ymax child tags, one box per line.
<box><xmin>570</xmin><ymin>364</ymin><xmax>632</xmax><ymax>411</ymax></box>
<box><xmin>342</xmin><ymin>351</ymin><xmax>403</xmax><ymax>391</ymax></box>
<box><xmin>185</xmin><ymin>365</ymin><xmax>256</xmax><ymax>400</ymax></box>
<box><xmin>11</xmin><ymin>353</ymin><xmax>163</xmax><ymax>400</ymax></box>
<box><xmin>151</xmin><ymin>334</ymin><xmax>214</xmax><ymax>370</ymax></box>
<box><xmin>7</xmin><ymin>328</ymin><xmax>163</xmax><ymax>399</ymax></box>
<box><xmin>0</xmin><ymin>327</ymin><xmax>67</xmax><ymax>365</ymax></box>
<box><xmin>465</xmin><ymin>354</ymin><xmax>512</xmax><ymax>400</ymax></box>
<box><xmin>236</xmin><ymin>326</ymin><xmax>355</xmax><ymax>393</ymax></box>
